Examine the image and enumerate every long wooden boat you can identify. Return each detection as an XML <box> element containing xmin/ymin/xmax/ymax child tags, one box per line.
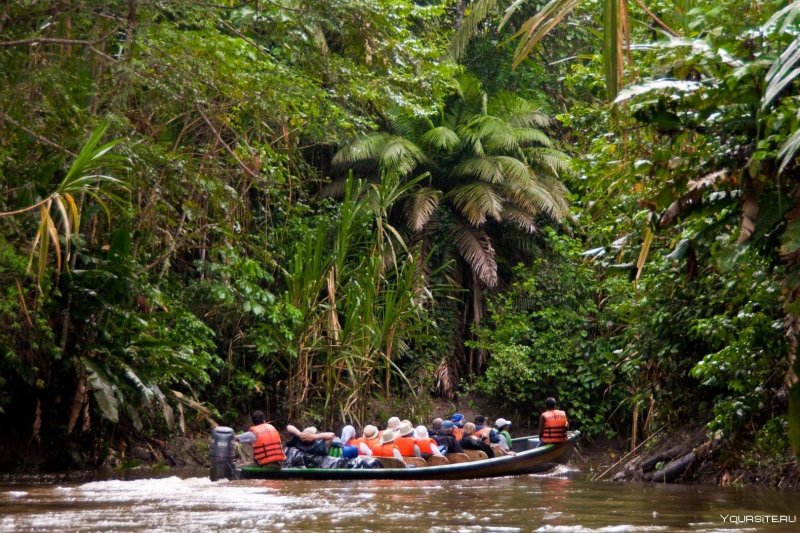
<box><xmin>229</xmin><ymin>431</ymin><xmax>579</xmax><ymax>481</ymax></box>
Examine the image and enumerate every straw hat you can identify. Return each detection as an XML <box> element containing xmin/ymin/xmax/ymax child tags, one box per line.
<box><xmin>303</xmin><ymin>426</ymin><xmax>318</xmax><ymax>435</ymax></box>
<box><xmin>363</xmin><ymin>425</ymin><xmax>379</xmax><ymax>439</ymax></box>
<box><xmin>413</xmin><ymin>425</ymin><xmax>429</xmax><ymax>440</ymax></box>
<box><xmin>380</xmin><ymin>429</ymin><xmax>397</xmax><ymax>444</ymax></box>
<box><xmin>397</xmin><ymin>421</ymin><xmax>414</xmax><ymax>437</ymax></box>
<box><xmin>386</xmin><ymin>416</ymin><xmax>401</xmax><ymax>430</ymax></box>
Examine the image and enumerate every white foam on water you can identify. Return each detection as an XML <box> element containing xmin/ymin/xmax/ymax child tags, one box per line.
<box><xmin>4</xmin><ymin>490</ymin><xmax>28</xmax><ymax>498</ymax></box>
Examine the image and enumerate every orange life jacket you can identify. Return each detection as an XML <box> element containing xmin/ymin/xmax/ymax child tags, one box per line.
<box><xmin>347</xmin><ymin>437</ymin><xmax>369</xmax><ymax>455</ymax></box>
<box><xmin>415</xmin><ymin>437</ymin><xmax>437</xmax><ymax>455</ymax></box>
<box><xmin>372</xmin><ymin>442</ymin><xmax>399</xmax><ymax>458</ymax></box>
<box><xmin>395</xmin><ymin>436</ymin><xmax>417</xmax><ymax>457</ymax></box>
<box><xmin>250</xmin><ymin>423</ymin><xmax>286</xmax><ymax>465</ymax></box>
<box><xmin>474</xmin><ymin>427</ymin><xmax>492</xmax><ymax>441</ymax></box>
<box><xmin>453</xmin><ymin>427</ymin><xmax>464</xmax><ymax>441</ymax></box>
<box><xmin>541</xmin><ymin>410</ymin><xmax>568</xmax><ymax>443</ymax></box>
<box><xmin>366</xmin><ymin>438</ymin><xmax>382</xmax><ymax>455</ymax></box>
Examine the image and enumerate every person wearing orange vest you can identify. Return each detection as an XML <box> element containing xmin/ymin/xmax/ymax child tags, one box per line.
<box><xmin>341</xmin><ymin>425</ymin><xmax>372</xmax><ymax>456</ymax></box>
<box><xmin>538</xmin><ymin>397</ymin><xmax>569</xmax><ymax>445</ymax></box>
<box><xmin>233</xmin><ymin>410</ymin><xmax>285</xmax><ymax>468</ymax></box>
<box><xmin>372</xmin><ymin>429</ymin><xmax>403</xmax><ymax>460</ymax></box>
<box><xmin>394</xmin><ymin>422</ymin><xmax>421</xmax><ymax>457</ymax></box>
<box><xmin>413</xmin><ymin>425</ymin><xmax>443</xmax><ymax>458</ymax></box>
<box><xmin>451</xmin><ymin>413</ymin><xmax>465</xmax><ymax>441</ymax></box>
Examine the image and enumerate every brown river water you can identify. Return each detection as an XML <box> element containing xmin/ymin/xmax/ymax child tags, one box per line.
<box><xmin>1</xmin><ymin>466</ymin><xmax>798</xmax><ymax>532</ymax></box>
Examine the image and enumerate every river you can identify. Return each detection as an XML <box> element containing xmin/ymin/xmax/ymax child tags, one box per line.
<box><xmin>1</xmin><ymin>466</ymin><xmax>798</xmax><ymax>532</ymax></box>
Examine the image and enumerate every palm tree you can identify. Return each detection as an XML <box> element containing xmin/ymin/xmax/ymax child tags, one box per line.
<box><xmin>331</xmin><ymin>74</ymin><xmax>570</xmax><ymax>395</ymax></box>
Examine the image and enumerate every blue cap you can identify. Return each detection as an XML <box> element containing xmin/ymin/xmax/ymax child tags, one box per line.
<box><xmin>442</xmin><ymin>420</ymin><xmax>455</xmax><ymax>430</ymax></box>
<box><xmin>451</xmin><ymin>413</ymin><xmax>464</xmax><ymax>422</ymax></box>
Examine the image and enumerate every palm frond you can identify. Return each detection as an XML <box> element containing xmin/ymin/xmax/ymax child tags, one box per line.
<box><xmin>506</xmin><ymin>0</ymin><xmax>583</xmax><ymax>70</ymax></box>
<box><xmin>454</xmin><ymin>156</ymin><xmax>534</xmax><ymax>188</ymax></box>
<box><xmin>420</xmin><ymin>126</ymin><xmax>460</xmax><ymax>152</ymax></box>
<box><xmin>762</xmin><ymin>33</ymin><xmax>800</xmax><ymax>111</ymax></box>
<box><xmin>380</xmin><ymin>137</ymin><xmax>427</xmax><ymax>175</ymax></box>
<box><xmin>387</xmin><ymin>107</ymin><xmax>435</xmax><ymax>145</ymax></box>
<box><xmin>489</xmin><ymin>91</ymin><xmax>553</xmax><ymax>128</ymax></box>
<box><xmin>513</xmin><ymin>127</ymin><xmax>553</xmax><ymax>147</ymax></box>
<box><xmin>449</xmin><ymin>0</ymin><xmax>499</xmax><ymax>60</ymax></box>
<box><xmin>332</xmin><ymin>133</ymin><xmax>391</xmax><ymax>168</ymax></box>
<box><xmin>450</xmin><ymin>182</ymin><xmax>503</xmax><ymax>226</ymax></box>
<box><xmin>498</xmin><ymin>179</ymin><xmax>567</xmax><ymax>223</ymax></box>
<box><xmin>500</xmin><ymin>203</ymin><xmax>537</xmax><ymax>233</ymax></box>
<box><xmin>452</xmin><ymin>223</ymin><xmax>498</xmax><ymax>287</ymax></box>
<box><xmin>778</xmin><ymin>115</ymin><xmax>800</xmax><ymax>174</ymax></box>
<box><xmin>404</xmin><ymin>187</ymin><xmax>442</xmax><ymax>231</ymax></box>
<box><xmin>527</xmin><ymin>147</ymin><xmax>571</xmax><ymax>176</ymax></box>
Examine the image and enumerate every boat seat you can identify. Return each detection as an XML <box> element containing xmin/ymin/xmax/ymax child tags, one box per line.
<box><xmin>463</xmin><ymin>450</ymin><xmax>489</xmax><ymax>462</ymax></box>
<box><xmin>376</xmin><ymin>457</ymin><xmax>408</xmax><ymax>469</ymax></box>
<box><xmin>403</xmin><ymin>457</ymin><xmax>428</xmax><ymax>468</ymax></box>
<box><xmin>425</xmin><ymin>455</ymin><xmax>450</xmax><ymax>467</ymax></box>
<box><xmin>445</xmin><ymin>453</ymin><xmax>469</xmax><ymax>464</ymax></box>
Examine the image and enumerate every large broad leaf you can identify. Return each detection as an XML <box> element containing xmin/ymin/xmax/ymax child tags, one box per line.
<box><xmin>81</xmin><ymin>358</ymin><xmax>121</xmax><ymax>423</ymax></box>
<box><xmin>614</xmin><ymin>79</ymin><xmax>702</xmax><ymax>104</ymax></box>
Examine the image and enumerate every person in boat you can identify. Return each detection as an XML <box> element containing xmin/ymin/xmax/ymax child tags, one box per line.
<box><xmin>394</xmin><ymin>422</ymin><xmax>421</xmax><ymax>457</ymax></box>
<box><xmin>413</xmin><ymin>425</ymin><xmax>443</xmax><ymax>459</ymax></box>
<box><xmin>363</xmin><ymin>424</ymin><xmax>382</xmax><ymax>454</ymax></box>
<box><xmin>233</xmin><ymin>410</ymin><xmax>286</xmax><ymax>468</ymax></box>
<box><xmin>337</xmin><ymin>425</ymin><xmax>371</xmax><ymax>458</ymax></box>
<box><xmin>473</xmin><ymin>415</ymin><xmax>500</xmax><ymax>444</ymax></box>
<box><xmin>285</xmin><ymin>425</ymin><xmax>336</xmax><ymax>456</ymax></box>
<box><xmin>460</xmin><ymin>422</ymin><xmax>495</xmax><ymax>458</ymax></box>
<box><xmin>429</xmin><ymin>418</ymin><xmax>443</xmax><ymax>437</ymax></box>
<box><xmin>451</xmin><ymin>413</ymin><xmax>465</xmax><ymax>441</ymax></box>
<box><xmin>494</xmin><ymin>418</ymin><xmax>513</xmax><ymax>451</ymax></box>
<box><xmin>385</xmin><ymin>416</ymin><xmax>401</xmax><ymax>433</ymax></box>
<box><xmin>433</xmin><ymin>420</ymin><xmax>463</xmax><ymax>454</ymax></box>
<box><xmin>372</xmin><ymin>429</ymin><xmax>404</xmax><ymax>460</ymax></box>
<box><xmin>538</xmin><ymin>397</ymin><xmax>569</xmax><ymax>445</ymax></box>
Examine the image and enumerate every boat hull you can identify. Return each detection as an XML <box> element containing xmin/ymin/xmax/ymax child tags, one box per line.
<box><xmin>234</xmin><ymin>431</ymin><xmax>579</xmax><ymax>481</ymax></box>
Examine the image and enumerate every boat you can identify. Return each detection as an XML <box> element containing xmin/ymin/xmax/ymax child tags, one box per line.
<box><xmin>210</xmin><ymin>429</ymin><xmax>579</xmax><ymax>481</ymax></box>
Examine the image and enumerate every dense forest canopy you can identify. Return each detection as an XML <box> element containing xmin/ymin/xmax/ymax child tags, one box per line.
<box><xmin>1</xmin><ymin>0</ymin><xmax>798</xmax><ymax>480</ymax></box>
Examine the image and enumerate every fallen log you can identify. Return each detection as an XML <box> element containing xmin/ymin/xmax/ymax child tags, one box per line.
<box><xmin>650</xmin><ymin>452</ymin><xmax>696</xmax><ymax>483</ymax></box>
<box><xmin>640</xmin><ymin>443</ymin><xmax>690</xmax><ymax>472</ymax></box>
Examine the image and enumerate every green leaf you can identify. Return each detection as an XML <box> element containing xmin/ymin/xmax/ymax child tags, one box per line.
<box><xmin>81</xmin><ymin>358</ymin><xmax>121</xmax><ymax>423</ymax></box>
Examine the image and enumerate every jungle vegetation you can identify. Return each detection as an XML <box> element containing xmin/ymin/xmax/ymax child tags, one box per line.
<box><xmin>0</xmin><ymin>0</ymin><xmax>798</xmax><ymax>478</ymax></box>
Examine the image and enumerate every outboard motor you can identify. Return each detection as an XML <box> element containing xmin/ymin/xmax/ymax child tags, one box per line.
<box><xmin>210</xmin><ymin>426</ymin><xmax>236</xmax><ymax>481</ymax></box>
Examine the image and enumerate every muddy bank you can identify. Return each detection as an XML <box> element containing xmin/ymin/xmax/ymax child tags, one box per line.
<box><xmin>575</xmin><ymin>426</ymin><xmax>800</xmax><ymax>490</ymax></box>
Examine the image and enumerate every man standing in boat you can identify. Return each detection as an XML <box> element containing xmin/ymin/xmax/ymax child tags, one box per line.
<box><xmin>233</xmin><ymin>410</ymin><xmax>286</xmax><ymax>468</ymax></box>
<box><xmin>538</xmin><ymin>397</ymin><xmax>569</xmax><ymax>445</ymax></box>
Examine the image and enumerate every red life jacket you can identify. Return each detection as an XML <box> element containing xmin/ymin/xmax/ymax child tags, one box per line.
<box><xmin>250</xmin><ymin>423</ymin><xmax>286</xmax><ymax>465</ymax></box>
<box><xmin>415</xmin><ymin>437</ymin><xmax>437</xmax><ymax>455</ymax></box>
<box><xmin>372</xmin><ymin>442</ymin><xmax>399</xmax><ymax>458</ymax></box>
<box><xmin>453</xmin><ymin>427</ymin><xmax>464</xmax><ymax>441</ymax></box>
<box><xmin>395</xmin><ymin>437</ymin><xmax>417</xmax><ymax>457</ymax></box>
<box><xmin>541</xmin><ymin>410</ymin><xmax>568</xmax><ymax>443</ymax></box>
